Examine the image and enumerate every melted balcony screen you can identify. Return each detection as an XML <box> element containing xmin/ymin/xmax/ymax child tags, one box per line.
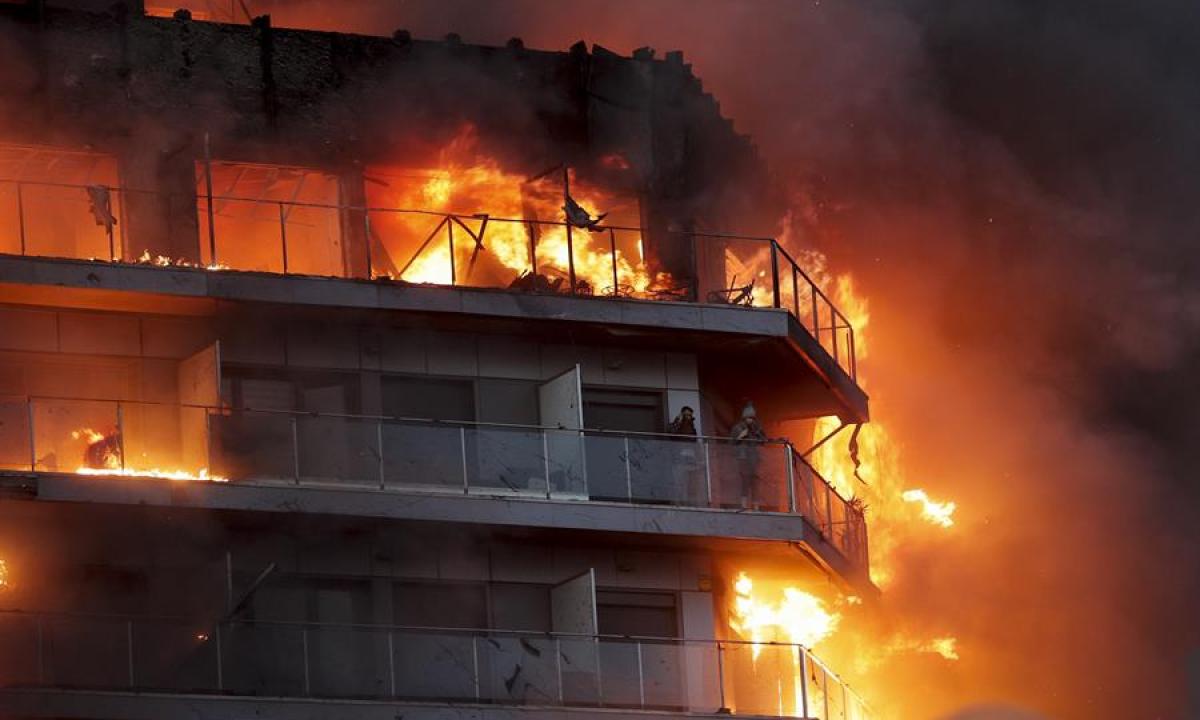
<box><xmin>196</xmin><ymin>162</ymin><xmax>344</xmax><ymax>276</ymax></box>
<box><xmin>0</xmin><ymin>145</ymin><xmax>121</xmax><ymax>261</ymax></box>
<box><xmin>363</xmin><ymin>162</ymin><xmax>647</xmax><ymax>296</ymax></box>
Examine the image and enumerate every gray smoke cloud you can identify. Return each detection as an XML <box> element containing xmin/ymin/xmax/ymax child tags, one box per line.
<box><xmin>206</xmin><ymin>1</ymin><xmax>1200</xmax><ymax>716</ymax></box>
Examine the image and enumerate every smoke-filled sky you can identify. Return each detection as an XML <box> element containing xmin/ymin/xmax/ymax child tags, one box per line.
<box><xmin>240</xmin><ymin>1</ymin><xmax>1200</xmax><ymax>717</ymax></box>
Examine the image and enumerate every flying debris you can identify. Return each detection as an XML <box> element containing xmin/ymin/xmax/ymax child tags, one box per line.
<box><xmin>562</xmin><ymin>192</ymin><xmax>607</xmax><ymax>231</ymax></box>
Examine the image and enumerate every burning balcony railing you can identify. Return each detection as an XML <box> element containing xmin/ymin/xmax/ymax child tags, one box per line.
<box><xmin>0</xmin><ymin>610</ymin><xmax>871</xmax><ymax>719</ymax></box>
<box><xmin>0</xmin><ymin>178</ymin><xmax>857</xmax><ymax>380</ymax></box>
<box><xmin>0</xmin><ymin>396</ymin><xmax>868</xmax><ymax>569</ymax></box>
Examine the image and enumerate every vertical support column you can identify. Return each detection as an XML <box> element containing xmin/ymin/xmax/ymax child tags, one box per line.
<box><xmin>770</xmin><ymin>241</ymin><xmax>781</xmax><ymax>309</ymax></box>
<box><xmin>799</xmin><ymin>648</ymin><xmax>810</xmax><ymax>719</ymax></box>
<box><xmin>792</xmin><ymin>267</ymin><xmax>800</xmax><ymax>317</ymax></box>
<box><xmin>472</xmin><ymin>635</ymin><xmax>481</xmax><ymax>700</ymax></box>
<box><xmin>785</xmin><ymin>444</ymin><xmax>797</xmax><ymax>513</ymax></box>
<box><xmin>635</xmin><ymin>641</ymin><xmax>645</xmax><ymax>708</ymax></box>
<box><xmin>301</xmin><ymin>627</ymin><xmax>311</xmax><ymax>695</ymax></box>
<box><xmin>563</xmin><ymin>167</ymin><xmax>577</xmax><ymax>295</ymax></box>
<box><xmin>215</xmin><ymin>623</ymin><xmax>224</xmax><ymax>691</ymax></box>
<box><xmin>278</xmin><ymin>202</ymin><xmax>289</xmax><ymax>274</ymax></box>
<box><xmin>116</xmin><ymin>402</ymin><xmax>126</xmax><ymax>471</ymax></box>
<box><xmin>447</xmin><ymin>219</ymin><xmax>457</xmax><ymax>286</ymax></box>
<box><xmin>608</xmin><ymin>228</ymin><xmax>619</xmax><ymax>295</ymax></box>
<box><xmin>460</xmin><ymin>426</ymin><xmax>469</xmax><ymax>494</ymax></box>
<box><xmin>623</xmin><ymin>436</ymin><xmax>633</xmax><ymax>501</ymax></box>
<box><xmin>377</xmin><ymin>420</ymin><xmax>386</xmax><ymax>490</ymax></box>
<box><xmin>126</xmin><ymin>620</ymin><xmax>135</xmax><ymax>687</ymax></box>
<box><xmin>16</xmin><ymin>182</ymin><xmax>26</xmax><ymax>255</ymax></box>
<box><xmin>703</xmin><ymin>441</ymin><xmax>713</xmax><ymax>507</ymax></box>
<box><xmin>290</xmin><ymin>416</ymin><xmax>300</xmax><ymax>483</ymax></box>
<box><xmin>203</xmin><ymin>132</ymin><xmax>217</xmax><ymax>265</ymax></box>
<box><xmin>387</xmin><ymin>631</ymin><xmax>396</xmax><ymax>697</ymax></box>
<box><xmin>26</xmin><ymin>398</ymin><xmax>36</xmax><ymax>472</ymax></box>
<box><xmin>555</xmin><ymin>636</ymin><xmax>564</xmax><ymax>703</ymax></box>
<box><xmin>716</xmin><ymin>641</ymin><xmax>728</xmax><ymax>713</ymax></box>
<box><xmin>36</xmin><ymin>615</ymin><xmax>44</xmax><ymax>684</ymax></box>
<box><xmin>542</xmin><ymin>431</ymin><xmax>552</xmax><ymax>499</ymax></box>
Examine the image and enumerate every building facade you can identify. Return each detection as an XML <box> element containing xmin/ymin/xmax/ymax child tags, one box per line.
<box><xmin>0</xmin><ymin>2</ymin><xmax>873</xmax><ymax>719</ymax></box>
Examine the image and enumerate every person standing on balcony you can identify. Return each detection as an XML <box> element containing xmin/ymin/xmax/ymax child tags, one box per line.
<box><xmin>668</xmin><ymin>406</ymin><xmax>698</xmax><ymax>435</ymax></box>
<box><xmin>669</xmin><ymin>406</ymin><xmax>701</xmax><ymax>505</ymax></box>
<box><xmin>730</xmin><ymin>402</ymin><xmax>767</xmax><ymax>509</ymax></box>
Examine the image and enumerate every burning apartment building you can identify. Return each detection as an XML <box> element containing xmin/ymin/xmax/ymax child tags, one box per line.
<box><xmin>0</xmin><ymin>1</ymin><xmax>874</xmax><ymax>718</ymax></box>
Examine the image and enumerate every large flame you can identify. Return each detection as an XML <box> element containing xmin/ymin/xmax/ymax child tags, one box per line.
<box><xmin>369</xmin><ymin>127</ymin><xmax>671</xmax><ymax>297</ymax></box>
<box><xmin>729</xmin><ymin>572</ymin><xmax>841</xmax><ymax>652</ymax></box>
<box><xmin>71</xmin><ymin>426</ymin><xmax>227</xmax><ymax>483</ymax></box>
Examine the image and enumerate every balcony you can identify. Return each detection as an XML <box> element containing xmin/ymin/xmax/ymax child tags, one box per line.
<box><xmin>0</xmin><ymin>396</ymin><xmax>869</xmax><ymax>574</ymax></box>
<box><xmin>0</xmin><ymin>611</ymin><xmax>871</xmax><ymax>720</ymax></box>
<box><xmin>0</xmin><ymin>177</ymin><xmax>858</xmax><ymax>383</ymax></box>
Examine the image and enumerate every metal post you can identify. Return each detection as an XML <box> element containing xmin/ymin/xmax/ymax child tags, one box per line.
<box><xmin>126</xmin><ymin>620</ymin><xmax>135</xmax><ymax>687</ymax></box>
<box><xmin>279</xmin><ymin>202</ymin><xmax>289</xmax><ymax>274</ymax></box>
<box><xmin>792</xmin><ymin>267</ymin><xmax>800</xmax><ymax>317</ymax></box>
<box><xmin>703</xmin><ymin>441</ymin><xmax>713</xmax><ymax>507</ymax></box>
<box><xmin>542</xmin><ymin>431</ymin><xmax>552</xmax><ymax>499</ymax></box>
<box><xmin>203</xmin><ymin>132</ymin><xmax>217</xmax><ymax>265</ymax></box>
<box><xmin>116</xmin><ymin>402</ymin><xmax>125</xmax><ymax>471</ymax></box>
<box><xmin>810</xmin><ymin>283</ymin><xmax>820</xmax><ymax>341</ymax></box>
<box><xmin>770</xmin><ymin>241</ymin><xmax>781</xmax><ymax>309</ymax></box>
<box><xmin>825</xmin><ymin>484</ymin><xmax>834</xmax><ymax>537</ymax></box>
<box><xmin>832</xmin><ymin>312</ymin><xmax>840</xmax><ymax>364</ymax></box>
<box><xmin>798</xmin><ymin>648</ymin><xmax>810</xmax><ymax>719</ymax></box>
<box><xmin>364</xmin><ymin>211</ymin><xmax>374</xmax><ymax>280</ymax></box>
<box><xmin>635</xmin><ymin>641</ymin><xmax>645</xmax><ymax>708</ymax></box>
<box><xmin>16</xmin><ymin>182</ymin><xmax>26</xmax><ymax>255</ymax></box>
<box><xmin>608</xmin><ymin>228</ymin><xmax>619</xmax><ymax>296</ymax></box>
<box><xmin>290</xmin><ymin>416</ymin><xmax>300</xmax><ymax>483</ymax></box>
<box><xmin>447</xmin><ymin>218</ymin><xmax>457</xmax><ymax>286</ymax></box>
<box><xmin>785</xmin><ymin>445</ymin><xmax>797</xmax><ymax>513</ymax></box>
<box><xmin>563</xmin><ymin>168</ymin><xmax>577</xmax><ymax>295</ymax></box>
<box><xmin>555</xmin><ymin>637</ymin><xmax>564</xmax><ymax>703</ymax></box>
<box><xmin>107</xmin><ymin>192</ymin><xmax>117</xmax><ymax>261</ymax></box>
<box><xmin>472</xmin><ymin>635</ymin><xmax>481</xmax><ymax>700</ymax></box>
<box><xmin>301</xmin><ymin>628</ymin><xmax>311</xmax><ymax>695</ymax></box>
<box><xmin>215</xmin><ymin>623</ymin><xmax>224</xmax><ymax>691</ymax></box>
<box><xmin>377</xmin><ymin>420</ymin><xmax>386</xmax><ymax>489</ymax></box>
<box><xmin>716</xmin><ymin>641</ymin><xmax>728</xmax><ymax>713</ymax></box>
<box><xmin>460</xmin><ymin>427</ymin><xmax>469</xmax><ymax>494</ymax></box>
<box><xmin>387</xmin><ymin>631</ymin><xmax>396</xmax><ymax>697</ymax></box>
<box><xmin>849</xmin><ymin>327</ymin><xmax>858</xmax><ymax>380</ymax></box>
<box><xmin>36</xmin><ymin>616</ymin><xmax>44</xmax><ymax>683</ymax></box>
<box><xmin>27</xmin><ymin>398</ymin><xmax>36</xmax><ymax>471</ymax></box>
<box><xmin>623</xmin><ymin>436</ymin><xmax>633</xmax><ymax>501</ymax></box>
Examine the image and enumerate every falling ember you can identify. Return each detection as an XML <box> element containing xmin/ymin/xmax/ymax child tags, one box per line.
<box><xmin>901</xmin><ymin>489</ymin><xmax>956</xmax><ymax>528</ymax></box>
<box><xmin>730</xmin><ymin>572</ymin><xmax>841</xmax><ymax>651</ymax></box>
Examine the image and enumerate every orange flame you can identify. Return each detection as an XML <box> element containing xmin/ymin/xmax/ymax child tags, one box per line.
<box><xmin>0</xmin><ymin>559</ymin><xmax>8</xmax><ymax>591</ymax></box>
<box><xmin>730</xmin><ymin>572</ymin><xmax>841</xmax><ymax>652</ymax></box>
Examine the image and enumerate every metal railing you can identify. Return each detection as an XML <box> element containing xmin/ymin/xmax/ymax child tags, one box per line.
<box><xmin>0</xmin><ymin>178</ymin><xmax>857</xmax><ymax>380</ymax></box>
<box><xmin>0</xmin><ymin>395</ymin><xmax>868</xmax><ymax>569</ymax></box>
<box><xmin>0</xmin><ymin>610</ymin><xmax>871</xmax><ymax>719</ymax></box>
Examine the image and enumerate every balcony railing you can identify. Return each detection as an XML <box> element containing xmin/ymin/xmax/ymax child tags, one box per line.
<box><xmin>0</xmin><ymin>178</ymin><xmax>857</xmax><ymax>380</ymax></box>
<box><xmin>0</xmin><ymin>395</ymin><xmax>869</xmax><ymax>569</ymax></box>
<box><xmin>0</xmin><ymin>611</ymin><xmax>871</xmax><ymax>720</ymax></box>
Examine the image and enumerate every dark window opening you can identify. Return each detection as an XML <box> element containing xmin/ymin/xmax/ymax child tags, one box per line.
<box><xmin>583</xmin><ymin>388</ymin><xmax>665</xmax><ymax>433</ymax></box>
<box><xmin>596</xmin><ymin>590</ymin><xmax>678</xmax><ymax>638</ymax></box>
